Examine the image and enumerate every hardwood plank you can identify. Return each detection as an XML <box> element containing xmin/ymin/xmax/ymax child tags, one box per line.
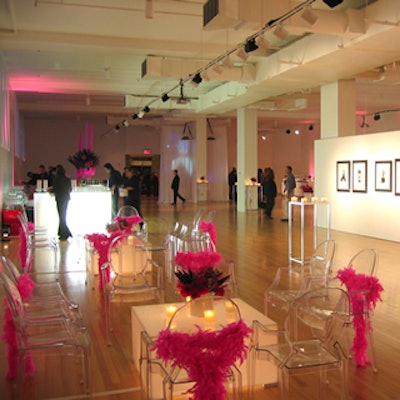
<box><xmin>0</xmin><ymin>197</ymin><xmax>399</xmax><ymax>399</ymax></box>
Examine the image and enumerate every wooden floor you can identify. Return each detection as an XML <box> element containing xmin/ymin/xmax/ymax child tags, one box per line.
<box><xmin>0</xmin><ymin>197</ymin><xmax>399</xmax><ymax>400</ymax></box>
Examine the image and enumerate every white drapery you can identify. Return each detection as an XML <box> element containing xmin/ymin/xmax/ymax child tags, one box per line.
<box><xmin>159</xmin><ymin>125</ymin><xmax>229</xmax><ymax>204</ymax></box>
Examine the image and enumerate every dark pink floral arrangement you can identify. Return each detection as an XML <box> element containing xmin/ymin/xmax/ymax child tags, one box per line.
<box><xmin>174</xmin><ymin>251</ymin><xmax>229</xmax><ymax>299</ymax></box>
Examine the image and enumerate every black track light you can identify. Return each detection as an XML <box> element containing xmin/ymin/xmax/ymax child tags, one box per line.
<box><xmin>308</xmin><ymin>124</ymin><xmax>314</xmax><ymax>131</ymax></box>
<box><xmin>132</xmin><ymin>113</ymin><xmax>138</xmax><ymax>120</ymax></box>
<box><xmin>374</xmin><ymin>113</ymin><xmax>381</xmax><ymax>121</ymax></box>
<box><xmin>161</xmin><ymin>93</ymin><xmax>170</xmax><ymax>102</ymax></box>
<box><xmin>114</xmin><ymin>124</ymin><xmax>120</xmax><ymax>132</ymax></box>
<box><xmin>285</xmin><ymin>129</ymin><xmax>291</xmax><ymax>135</ymax></box>
<box><xmin>322</xmin><ymin>0</ymin><xmax>343</xmax><ymax>8</ymax></box>
<box><xmin>191</xmin><ymin>73</ymin><xmax>202</xmax><ymax>87</ymax></box>
<box><xmin>244</xmin><ymin>38</ymin><xmax>259</xmax><ymax>53</ymax></box>
<box><xmin>143</xmin><ymin>106</ymin><xmax>150</xmax><ymax>113</ymax></box>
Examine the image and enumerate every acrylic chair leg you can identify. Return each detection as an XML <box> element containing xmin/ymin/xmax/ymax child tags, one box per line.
<box><xmin>105</xmin><ymin>293</ymin><xmax>112</xmax><ymax>345</ymax></box>
<box><xmin>367</xmin><ymin>328</ymin><xmax>378</xmax><ymax>372</ymax></box>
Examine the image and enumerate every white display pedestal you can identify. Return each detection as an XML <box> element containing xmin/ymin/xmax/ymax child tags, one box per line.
<box><xmin>288</xmin><ymin>200</ymin><xmax>331</xmax><ymax>267</ymax></box>
<box><xmin>196</xmin><ymin>182</ymin><xmax>208</xmax><ymax>203</ymax></box>
<box><xmin>245</xmin><ymin>185</ymin><xmax>259</xmax><ymax>211</ymax></box>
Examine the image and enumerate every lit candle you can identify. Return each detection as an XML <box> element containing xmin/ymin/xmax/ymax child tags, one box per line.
<box><xmin>321</xmin><ymin>197</ymin><xmax>328</xmax><ymax>203</ymax></box>
<box><xmin>42</xmin><ymin>179</ymin><xmax>48</xmax><ymax>192</ymax></box>
<box><xmin>291</xmin><ymin>196</ymin><xmax>298</xmax><ymax>202</ymax></box>
<box><xmin>186</xmin><ymin>296</ymin><xmax>191</xmax><ymax>303</ymax></box>
<box><xmin>36</xmin><ymin>180</ymin><xmax>42</xmax><ymax>192</ymax></box>
<box><xmin>225</xmin><ymin>301</ymin><xmax>235</xmax><ymax>313</ymax></box>
<box><xmin>301</xmin><ymin>197</ymin><xmax>308</xmax><ymax>203</ymax></box>
<box><xmin>166</xmin><ymin>305</ymin><xmax>177</xmax><ymax>320</ymax></box>
<box><xmin>204</xmin><ymin>309</ymin><xmax>216</xmax><ymax>325</ymax></box>
<box><xmin>312</xmin><ymin>196</ymin><xmax>318</xmax><ymax>204</ymax></box>
<box><xmin>127</xmin><ymin>235</ymin><xmax>135</xmax><ymax>245</ymax></box>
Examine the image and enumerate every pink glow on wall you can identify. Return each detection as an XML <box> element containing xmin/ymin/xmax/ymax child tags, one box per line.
<box><xmin>9</xmin><ymin>75</ymin><xmax>90</xmax><ymax>93</ymax></box>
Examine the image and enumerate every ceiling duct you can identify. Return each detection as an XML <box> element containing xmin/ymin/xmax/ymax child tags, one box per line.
<box><xmin>203</xmin><ymin>0</ymin><xmax>239</xmax><ymax>30</ymax></box>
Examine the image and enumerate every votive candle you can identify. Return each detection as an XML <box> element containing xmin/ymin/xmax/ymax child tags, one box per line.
<box><xmin>321</xmin><ymin>197</ymin><xmax>328</xmax><ymax>203</ymax></box>
<box><xmin>312</xmin><ymin>196</ymin><xmax>318</xmax><ymax>204</ymax></box>
<box><xmin>291</xmin><ymin>196</ymin><xmax>298</xmax><ymax>202</ymax></box>
<box><xmin>166</xmin><ymin>305</ymin><xmax>177</xmax><ymax>320</ymax></box>
<box><xmin>204</xmin><ymin>309</ymin><xmax>216</xmax><ymax>324</ymax></box>
<box><xmin>301</xmin><ymin>197</ymin><xmax>308</xmax><ymax>203</ymax></box>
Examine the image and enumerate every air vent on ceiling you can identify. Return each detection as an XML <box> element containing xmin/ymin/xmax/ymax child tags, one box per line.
<box><xmin>203</xmin><ymin>0</ymin><xmax>219</xmax><ymax>27</ymax></box>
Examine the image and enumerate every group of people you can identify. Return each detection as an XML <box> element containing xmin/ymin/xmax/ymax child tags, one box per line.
<box><xmin>228</xmin><ymin>165</ymin><xmax>296</xmax><ymax>221</ymax></box>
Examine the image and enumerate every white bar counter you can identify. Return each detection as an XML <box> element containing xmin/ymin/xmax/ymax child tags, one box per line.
<box><xmin>34</xmin><ymin>186</ymin><xmax>112</xmax><ymax>237</ymax></box>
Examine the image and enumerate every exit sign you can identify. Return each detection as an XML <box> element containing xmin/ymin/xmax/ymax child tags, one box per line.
<box><xmin>143</xmin><ymin>149</ymin><xmax>151</xmax><ymax>155</ymax></box>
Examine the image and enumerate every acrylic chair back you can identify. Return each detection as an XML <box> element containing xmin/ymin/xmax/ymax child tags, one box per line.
<box><xmin>346</xmin><ymin>248</ymin><xmax>378</xmax><ymax>276</ymax></box>
<box><xmin>117</xmin><ymin>205</ymin><xmax>139</xmax><ymax>217</ymax></box>
<box><xmin>306</xmin><ymin>239</ymin><xmax>336</xmax><ymax>287</ymax></box>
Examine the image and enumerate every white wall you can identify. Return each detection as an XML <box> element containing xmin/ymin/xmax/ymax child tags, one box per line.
<box><xmin>315</xmin><ymin>130</ymin><xmax>400</xmax><ymax>242</ymax></box>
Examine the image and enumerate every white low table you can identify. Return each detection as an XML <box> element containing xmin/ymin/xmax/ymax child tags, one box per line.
<box><xmin>131</xmin><ymin>298</ymin><xmax>277</xmax><ymax>399</ymax></box>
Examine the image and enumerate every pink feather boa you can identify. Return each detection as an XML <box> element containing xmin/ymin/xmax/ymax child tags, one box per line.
<box><xmin>1</xmin><ymin>274</ymin><xmax>36</xmax><ymax>379</ymax></box>
<box><xmin>174</xmin><ymin>251</ymin><xmax>222</xmax><ymax>272</ymax></box>
<box><xmin>199</xmin><ymin>221</ymin><xmax>217</xmax><ymax>246</ymax></box>
<box><xmin>154</xmin><ymin>319</ymin><xmax>252</xmax><ymax>400</ymax></box>
<box><xmin>337</xmin><ymin>267</ymin><xmax>383</xmax><ymax>367</ymax></box>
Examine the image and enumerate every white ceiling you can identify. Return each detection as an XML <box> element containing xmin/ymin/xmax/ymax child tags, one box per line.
<box><xmin>2</xmin><ymin>0</ymin><xmax>400</xmax><ymax>133</ymax></box>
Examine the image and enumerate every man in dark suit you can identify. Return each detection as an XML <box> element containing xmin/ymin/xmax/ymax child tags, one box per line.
<box><xmin>171</xmin><ymin>169</ymin><xmax>186</xmax><ymax>205</ymax></box>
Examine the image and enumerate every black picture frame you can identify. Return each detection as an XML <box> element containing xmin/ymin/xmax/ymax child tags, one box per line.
<box><xmin>375</xmin><ymin>161</ymin><xmax>392</xmax><ymax>192</ymax></box>
<box><xmin>352</xmin><ymin>160</ymin><xmax>368</xmax><ymax>193</ymax></box>
<box><xmin>395</xmin><ymin>159</ymin><xmax>400</xmax><ymax>196</ymax></box>
<box><xmin>337</xmin><ymin>161</ymin><xmax>350</xmax><ymax>192</ymax></box>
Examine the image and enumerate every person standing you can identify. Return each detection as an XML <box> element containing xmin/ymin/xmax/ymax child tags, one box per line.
<box><xmin>263</xmin><ymin>168</ymin><xmax>277</xmax><ymax>219</ymax></box>
<box><xmin>228</xmin><ymin>167</ymin><xmax>237</xmax><ymax>202</ymax></box>
<box><xmin>50</xmin><ymin>164</ymin><xmax>72</xmax><ymax>241</ymax></box>
<box><xmin>171</xmin><ymin>169</ymin><xmax>186</xmax><ymax>205</ymax></box>
<box><xmin>281</xmin><ymin>165</ymin><xmax>296</xmax><ymax>222</ymax></box>
<box><xmin>104</xmin><ymin>162</ymin><xmax>122</xmax><ymax>218</ymax></box>
<box><xmin>123</xmin><ymin>166</ymin><xmax>142</xmax><ymax>216</ymax></box>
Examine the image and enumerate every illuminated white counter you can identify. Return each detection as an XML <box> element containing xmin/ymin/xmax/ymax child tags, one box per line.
<box><xmin>34</xmin><ymin>187</ymin><xmax>112</xmax><ymax>237</ymax></box>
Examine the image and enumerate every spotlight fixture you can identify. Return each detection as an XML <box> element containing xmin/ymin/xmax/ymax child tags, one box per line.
<box><xmin>244</xmin><ymin>38</ymin><xmax>259</xmax><ymax>53</ymax></box>
<box><xmin>256</xmin><ymin>35</ymin><xmax>270</xmax><ymax>50</ymax></box>
<box><xmin>295</xmin><ymin>129</ymin><xmax>300</xmax><ymax>135</ymax></box>
<box><xmin>161</xmin><ymin>93</ymin><xmax>170</xmax><ymax>102</ymax></box>
<box><xmin>322</xmin><ymin>0</ymin><xmax>343</xmax><ymax>8</ymax></box>
<box><xmin>190</xmin><ymin>73</ymin><xmax>202</xmax><ymax>87</ymax></box>
<box><xmin>301</xmin><ymin>6</ymin><xmax>318</xmax><ymax>25</ymax></box>
<box><xmin>181</xmin><ymin>122</ymin><xmax>193</xmax><ymax>141</ymax></box>
<box><xmin>143</xmin><ymin>106</ymin><xmax>150</xmax><ymax>113</ymax></box>
<box><xmin>122</xmin><ymin>120</ymin><xmax>129</xmax><ymax>127</ymax></box>
<box><xmin>360</xmin><ymin>115</ymin><xmax>369</xmax><ymax>128</ymax></box>
<box><xmin>222</xmin><ymin>56</ymin><xmax>234</xmax><ymax>68</ymax></box>
<box><xmin>207</xmin><ymin>118</ymin><xmax>215</xmax><ymax>141</ymax></box>
<box><xmin>308</xmin><ymin>124</ymin><xmax>314</xmax><ymax>131</ymax></box>
<box><xmin>273</xmin><ymin>24</ymin><xmax>289</xmax><ymax>40</ymax></box>
<box><xmin>236</xmin><ymin>47</ymin><xmax>249</xmax><ymax>61</ymax></box>
<box><xmin>285</xmin><ymin>129</ymin><xmax>291</xmax><ymax>135</ymax></box>
<box><xmin>138</xmin><ymin>111</ymin><xmax>145</xmax><ymax>118</ymax></box>
<box><xmin>114</xmin><ymin>124</ymin><xmax>120</xmax><ymax>132</ymax></box>
<box><xmin>132</xmin><ymin>113</ymin><xmax>139</xmax><ymax>120</ymax></box>
<box><xmin>373</xmin><ymin>113</ymin><xmax>381</xmax><ymax>121</ymax></box>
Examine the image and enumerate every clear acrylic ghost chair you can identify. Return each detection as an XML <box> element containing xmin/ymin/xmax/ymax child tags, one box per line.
<box><xmin>337</xmin><ymin>248</ymin><xmax>379</xmax><ymax>372</ymax></box>
<box><xmin>18</xmin><ymin>213</ymin><xmax>58</xmax><ymax>273</ymax></box>
<box><xmin>0</xmin><ymin>259</ymin><xmax>84</xmax><ymax>326</ymax></box>
<box><xmin>265</xmin><ymin>240</ymin><xmax>336</xmax><ymax>322</ymax></box>
<box><xmin>154</xmin><ymin>295</ymin><xmax>250</xmax><ymax>400</ymax></box>
<box><xmin>252</xmin><ymin>287</ymin><xmax>350</xmax><ymax>400</ymax></box>
<box><xmin>101</xmin><ymin>233</ymin><xmax>163</xmax><ymax>344</ymax></box>
<box><xmin>1</xmin><ymin>255</ymin><xmax>79</xmax><ymax>312</ymax></box>
<box><xmin>117</xmin><ymin>205</ymin><xmax>139</xmax><ymax>217</ymax></box>
<box><xmin>0</xmin><ymin>271</ymin><xmax>91</xmax><ymax>397</ymax></box>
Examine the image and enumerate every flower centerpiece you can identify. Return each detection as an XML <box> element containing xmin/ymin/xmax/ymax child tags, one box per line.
<box><xmin>68</xmin><ymin>148</ymin><xmax>99</xmax><ymax>181</ymax></box>
<box><xmin>174</xmin><ymin>250</ymin><xmax>229</xmax><ymax>299</ymax></box>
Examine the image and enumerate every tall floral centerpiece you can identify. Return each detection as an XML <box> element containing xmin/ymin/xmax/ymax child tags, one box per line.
<box><xmin>174</xmin><ymin>250</ymin><xmax>230</xmax><ymax>313</ymax></box>
<box><xmin>68</xmin><ymin>123</ymin><xmax>99</xmax><ymax>182</ymax></box>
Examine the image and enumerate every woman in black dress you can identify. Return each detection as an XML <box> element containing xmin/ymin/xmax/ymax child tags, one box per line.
<box><xmin>51</xmin><ymin>164</ymin><xmax>72</xmax><ymax>240</ymax></box>
<box><xmin>263</xmin><ymin>167</ymin><xmax>277</xmax><ymax>219</ymax></box>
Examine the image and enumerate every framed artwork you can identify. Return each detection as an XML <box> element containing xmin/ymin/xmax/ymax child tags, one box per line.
<box><xmin>352</xmin><ymin>160</ymin><xmax>367</xmax><ymax>193</ymax></box>
<box><xmin>375</xmin><ymin>161</ymin><xmax>392</xmax><ymax>192</ymax></box>
<box><xmin>336</xmin><ymin>161</ymin><xmax>350</xmax><ymax>192</ymax></box>
<box><xmin>395</xmin><ymin>159</ymin><xmax>400</xmax><ymax>196</ymax></box>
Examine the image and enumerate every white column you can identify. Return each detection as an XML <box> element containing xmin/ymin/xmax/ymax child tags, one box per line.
<box><xmin>321</xmin><ymin>79</ymin><xmax>356</xmax><ymax>138</ymax></box>
<box><xmin>195</xmin><ymin>118</ymin><xmax>207</xmax><ymax>203</ymax></box>
<box><xmin>237</xmin><ymin>108</ymin><xmax>258</xmax><ymax>212</ymax></box>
